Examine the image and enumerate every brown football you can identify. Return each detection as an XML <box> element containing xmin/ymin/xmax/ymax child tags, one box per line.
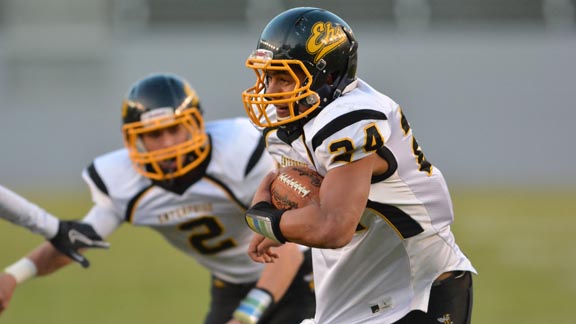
<box><xmin>270</xmin><ymin>166</ymin><xmax>323</xmax><ymax>210</ymax></box>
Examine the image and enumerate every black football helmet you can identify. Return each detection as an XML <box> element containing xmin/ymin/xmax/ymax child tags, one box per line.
<box><xmin>242</xmin><ymin>7</ymin><xmax>358</xmax><ymax>128</ymax></box>
<box><xmin>121</xmin><ymin>73</ymin><xmax>209</xmax><ymax>181</ymax></box>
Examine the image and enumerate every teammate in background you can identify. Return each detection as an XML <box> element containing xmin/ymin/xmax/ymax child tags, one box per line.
<box><xmin>242</xmin><ymin>7</ymin><xmax>476</xmax><ymax>324</ymax></box>
<box><xmin>0</xmin><ymin>184</ymin><xmax>109</xmax><ymax>313</ymax></box>
<box><xmin>0</xmin><ymin>73</ymin><xmax>315</xmax><ymax>323</ymax></box>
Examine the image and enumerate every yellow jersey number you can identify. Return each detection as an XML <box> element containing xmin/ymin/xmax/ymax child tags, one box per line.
<box><xmin>328</xmin><ymin>123</ymin><xmax>384</xmax><ymax>163</ymax></box>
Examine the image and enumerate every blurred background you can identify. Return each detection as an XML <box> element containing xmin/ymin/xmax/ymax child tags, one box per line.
<box><xmin>1</xmin><ymin>0</ymin><xmax>575</xmax><ymax>323</ymax></box>
<box><xmin>1</xmin><ymin>0</ymin><xmax>575</xmax><ymax>190</ymax></box>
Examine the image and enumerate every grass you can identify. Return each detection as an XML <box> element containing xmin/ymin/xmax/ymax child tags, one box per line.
<box><xmin>0</xmin><ymin>190</ymin><xmax>210</xmax><ymax>324</ymax></box>
<box><xmin>450</xmin><ymin>187</ymin><xmax>576</xmax><ymax>324</ymax></box>
<box><xmin>1</xmin><ymin>186</ymin><xmax>575</xmax><ymax>323</ymax></box>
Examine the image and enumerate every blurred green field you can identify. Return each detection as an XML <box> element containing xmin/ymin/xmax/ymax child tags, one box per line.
<box><xmin>1</xmin><ymin>186</ymin><xmax>575</xmax><ymax>323</ymax></box>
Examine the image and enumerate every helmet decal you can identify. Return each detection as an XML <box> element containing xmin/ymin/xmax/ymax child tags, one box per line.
<box><xmin>306</xmin><ymin>22</ymin><xmax>347</xmax><ymax>63</ymax></box>
<box><xmin>182</xmin><ymin>83</ymin><xmax>200</xmax><ymax>111</ymax></box>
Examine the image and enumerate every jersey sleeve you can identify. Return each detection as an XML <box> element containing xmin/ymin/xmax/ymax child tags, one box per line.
<box><xmin>81</xmin><ymin>168</ymin><xmax>123</xmax><ymax>238</ymax></box>
<box><xmin>0</xmin><ymin>184</ymin><xmax>59</xmax><ymax>238</ymax></box>
<box><xmin>313</xmin><ymin>110</ymin><xmax>390</xmax><ymax>171</ymax></box>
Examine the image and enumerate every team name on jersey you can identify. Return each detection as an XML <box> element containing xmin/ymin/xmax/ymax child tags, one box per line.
<box><xmin>281</xmin><ymin>156</ymin><xmax>308</xmax><ymax>168</ymax></box>
<box><xmin>158</xmin><ymin>203</ymin><xmax>213</xmax><ymax>224</ymax></box>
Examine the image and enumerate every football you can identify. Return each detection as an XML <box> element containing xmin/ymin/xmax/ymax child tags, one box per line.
<box><xmin>270</xmin><ymin>166</ymin><xmax>323</xmax><ymax>210</ymax></box>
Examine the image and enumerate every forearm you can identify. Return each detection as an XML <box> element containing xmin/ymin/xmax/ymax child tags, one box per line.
<box><xmin>27</xmin><ymin>242</ymin><xmax>73</xmax><ymax>277</ymax></box>
<box><xmin>28</xmin><ymin>242</ymin><xmax>72</xmax><ymax>276</ymax></box>
<box><xmin>3</xmin><ymin>242</ymin><xmax>72</xmax><ymax>288</ymax></box>
<box><xmin>246</xmin><ymin>160</ymin><xmax>370</xmax><ymax>249</ymax></box>
<box><xmin>280</xmin><ymin>161</ymin><xmax>371</xmax><ymax>248</ymax></box>
<box><xmin>1</xmin><ymin>243</ymin><xmax>74</xmax><ymax>317</ymax></box>
<box><xmin>279</xmin><ymin>203</ymin><xmax>358</xmax><ymax>249</ymax></box>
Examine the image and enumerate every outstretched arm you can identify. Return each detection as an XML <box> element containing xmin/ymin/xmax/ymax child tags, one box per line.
<box><xmin>0</xmin><ymin>184</ymin><xmax>110</xmax><ymax>267</ymax></box>
<box><xmin>0</xmin><ymin>228</ymin><xmax>111</xmax><ymax>316</ymax></box>
<box><xmin>0</xmin><ymin>203</ymin><xmax>119</xmax><ymax>317</ymax></box>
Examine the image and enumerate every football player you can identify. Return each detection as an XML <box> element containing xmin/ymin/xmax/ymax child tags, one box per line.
<box><xmin>242</xmin><ymin>7</ymin><xmax>476</xmax><ymax>324</ymax></box>
<box><xmin>0</xmin><ymin>73</ymin><xmax>315</xmax><ymax>323</ymax></box>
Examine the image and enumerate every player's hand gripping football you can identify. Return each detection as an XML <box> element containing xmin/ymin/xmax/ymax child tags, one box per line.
<box><xmin>49</xmin><ymin>221</ymin><xmax>110</xmax><ymax>268</ymax></box>
<box><xmin>246</xmin><ymin>166</ymin><xmax>323</xmax><ymax>263</ymax></box>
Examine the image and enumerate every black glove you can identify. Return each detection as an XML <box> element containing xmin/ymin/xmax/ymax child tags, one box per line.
<box><xmin>49</xmin><ymin>221</ymin><xmax>110</xmax><ymax>268</ymax></box>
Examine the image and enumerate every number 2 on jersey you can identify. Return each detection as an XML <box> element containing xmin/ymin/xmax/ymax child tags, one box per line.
<box><xmin>400</xmin><ymin>108</ymin><xmax>432</xmax><ymax>175</ymax></box>
<box><xmin>179</xmin><ymin>216</ymin><xmax>236</xmax><ymax>255</ymax></box>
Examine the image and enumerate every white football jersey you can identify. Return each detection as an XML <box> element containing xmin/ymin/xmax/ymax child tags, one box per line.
<box><xmin>81</xmin><ymin>118</ymin><xmax>276</xmax><ymax>283</ymax></box>
<box><xmin>264</xmin><ymin>80</ymin><xmax>476</xmax><ymax>323</ymax></box>
<box><xmin>0</xmin><ymin>184</ymin><xmax>59</xmax><ymax>238</ymax></box>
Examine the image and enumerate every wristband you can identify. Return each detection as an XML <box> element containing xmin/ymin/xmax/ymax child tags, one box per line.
<box><xmin>4</xmin><ymin>258</ymin><xmax>37</xmax><ymax>284</ymax></box>
<box><xmin>232</xmin><ymin>287</ymin><xmax>274</xmax><ymax>324</ymax></box>
<box><xmin>244</xmin><ymin>201</ymin><xmax>287</xmax><ymax>243</ymax></box>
